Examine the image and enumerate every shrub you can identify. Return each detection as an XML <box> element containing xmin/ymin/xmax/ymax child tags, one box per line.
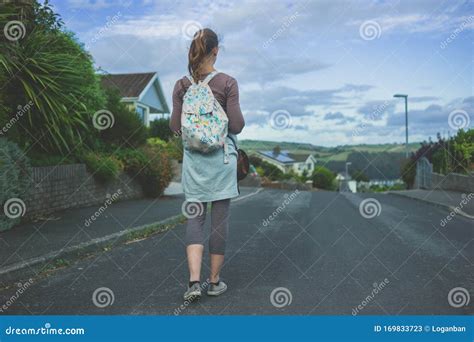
<box><xmin>82</xmin><ymin>152</ymin><xmax>123</xmax><ymax>183</ymax></box>
<box><xmin>139</xmin><ymin>145</ymin><xmax>173</xmax><ymax>197</ymax></box>
<box><xmin>248</xmin><ymin>155</ymin><xmax>285</xmax><ymax>180</ymax></box>
<box><xmin>149</xmin><ymin>118</ymin><xmax>174</xmax><ymax>141</ymax></box>
<box><xmin>99</xmin><ymin>87</ymin><xmax>148</xmax><ymax>148</ymax></box>
<box><xmin>0</xmin><ymin>138</ymin><xmax>32</xmax><ymax>231</ymax></box>
<box><xmin>28</xmin><ymin>153</ymin><xmax>76</xmax><ymax>167</ymax></box>
<box><xmin>116</xmin><ymin>144</ymin><xmax>173</xmax><ymax>198</ymax></box>
<box><xmin>148</xmin><ymin>136</ymin><xmax>183</xmax><ymax>162</ymax></box>
<box><xmin>312</xmin><ymin>166</ymin><xmax>336</xmax><ymax>190</ymax></box>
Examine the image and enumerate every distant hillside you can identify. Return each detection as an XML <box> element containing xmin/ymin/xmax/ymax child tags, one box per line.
<box><xmin>240</xmin><ymin>139</ymin><xmax>421</xmax><ymax>179</ymax></box>
<box><xmin>240</xmin><ymin>139</ymin><xmax>419</xmax><ymax>155</ymax></box>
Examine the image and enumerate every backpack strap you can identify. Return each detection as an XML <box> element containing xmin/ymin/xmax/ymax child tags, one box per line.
<box><xmin>185</xmin><ymin>75</ymin><xmax>195</xmax><ymax>85</ymax></box>
<box><xmin>201</xmin><ymin>71</ymin><xmax>219</xmax><ymax>85</ymax></box>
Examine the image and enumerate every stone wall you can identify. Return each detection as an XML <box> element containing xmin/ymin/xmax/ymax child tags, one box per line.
<box><xmin>431</xmin><ymin>172</ymin><xmax>474</xmax><ymax>193</ymax></box>
<box><xmin>25</xmin><ymin>164</ymin><xmax>144</xmax><ymax>218</ymax></box>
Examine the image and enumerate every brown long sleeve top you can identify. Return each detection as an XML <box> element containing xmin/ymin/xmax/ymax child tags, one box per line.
<box><xmin>169</xmin><ymin>72</ymin><xmax>245</xmax><ymax>135</ymax></box>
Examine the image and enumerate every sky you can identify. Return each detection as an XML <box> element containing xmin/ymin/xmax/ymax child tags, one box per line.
<box><xmin>51</xmin><ymin>0</ymin><xmax>472</xmax><ymax>147</ymax></box>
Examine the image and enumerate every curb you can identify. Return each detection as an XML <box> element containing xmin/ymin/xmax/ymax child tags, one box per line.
<box><xmin>0</xmin><ymin>187</ymin><xmax>265</xmax><ymax>281</ymax></box>
<box><xmin>387</xmin><ymin>192</ymin><xmax>474</xmax><ymax>220</ymax></box>
<box><xmin>0</xmin><ymin>214</ymin><xmax>184</xmax><ymax>281</ymax></box>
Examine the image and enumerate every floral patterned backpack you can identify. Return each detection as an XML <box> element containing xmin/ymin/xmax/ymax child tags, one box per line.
<box><xmin>181</xmin><ymin>71</ymin><xmax>230</xmax><ymax>164</ymax></box>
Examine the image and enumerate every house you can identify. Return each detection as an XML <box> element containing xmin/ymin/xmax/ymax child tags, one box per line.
<box><xmin>101</xmin><ymin>72</ymin><xmax>169</xmax><ymax>126</ymax></box>
<box><xmin>257</xmin><ymin>150</ymin><xmax>317</xmax><ymax>176</ymax></box>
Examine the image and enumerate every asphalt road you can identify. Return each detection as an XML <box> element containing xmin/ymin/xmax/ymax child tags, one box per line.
<box><xmin>1</xmin><ymin>188</ymin><xmax>472</xmax><ymax>315</ymax></box>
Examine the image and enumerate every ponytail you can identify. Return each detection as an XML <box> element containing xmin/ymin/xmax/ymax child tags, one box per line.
<box><xmin>188</xmin><ymin>28</ymin><xmax>218</xmax><ymax>83</ymax></box>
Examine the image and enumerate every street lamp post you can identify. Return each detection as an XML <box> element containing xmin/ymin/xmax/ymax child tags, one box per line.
<box><xmin>393</xmin><ymin>94</ymin><xmax>409</xmax><ymax>158</ymax></box>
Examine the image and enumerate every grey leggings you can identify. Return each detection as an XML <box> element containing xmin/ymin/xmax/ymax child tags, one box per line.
<box><xmin>185</xmin><ymin>199</ymin><xmax>230</xmax><ymax>255</ymax></box>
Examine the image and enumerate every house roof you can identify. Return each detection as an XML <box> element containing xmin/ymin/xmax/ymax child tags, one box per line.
<box><xmin>258</xmin><ymin>150</ymin><xmax>314</xmax><ymax>164</ymax></box>
<box><xmin>101</xmin><ymin>72</ymin><xmax>156</xmax><ymax>98</ymax></box>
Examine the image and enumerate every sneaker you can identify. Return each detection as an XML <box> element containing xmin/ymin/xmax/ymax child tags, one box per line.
<box><xmin>183</xmin><ymin>283</ymin><xmax>201</xmax><ymax>301</ymax></box>
<box><xmin>207</xmin><ymin>281</ymin><xmax>227</xmax><ymax>296</ymax></box>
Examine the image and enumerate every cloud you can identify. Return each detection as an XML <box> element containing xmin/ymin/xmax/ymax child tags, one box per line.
<box><xmin>357</xmin><ymin>100</ymin><xmax>395</xmax><ymax>120</ymax></box>
<box><xmin>386</xmin><ymin>97</ymin><xmax>473</xmax><ymax>135</ymax></box>
<box><xmin>62</xmin><ymin>0</ymin><xmax>471</xmax><ymax>146</ymax></box>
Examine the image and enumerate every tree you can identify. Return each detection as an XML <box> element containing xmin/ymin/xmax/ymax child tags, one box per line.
<box><xmin>273</xmin><ymin>145</ymin><xmax>281</xmax><ymax>155</ymax></box>
<box><xmin>99</xmin><ymin>87</ymin><xmax>148</xmax><ymax>148</ymax></box>
<box><xmin>149</xmin><ymin>118</ymin><xmax>174</xmax><ymax>141</ymax></box>
<box><xmin>0</xmin><ymin>1</ymin><xmax>106</xmax><ymax>154</ymax></box>
<box><xmin>312</xmin><ymin>166</ymin><xmax>336</xmax><ymax>190</ymax></box>
<box><xmin>351</xmin><ymin>169</ymin><xmax>369</xmax><ymax>182</ymax></box>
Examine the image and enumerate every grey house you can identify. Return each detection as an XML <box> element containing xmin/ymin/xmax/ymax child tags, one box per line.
<box><xmin>101</xmin><ymin>72</ymin><xmax>169</xmax><ymax>126</ymax></box>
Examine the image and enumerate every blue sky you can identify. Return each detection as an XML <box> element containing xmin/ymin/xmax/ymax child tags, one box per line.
<box><xmin>51</xmin><ymin>0</ymin><xmax>472</xmax><ymax>146</ymax></box>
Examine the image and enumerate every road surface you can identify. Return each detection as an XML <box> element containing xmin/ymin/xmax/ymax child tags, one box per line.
<box><xmin>1</xmin><ymin>188</ymin><xmax>472</xmax><ymax>315</ymax></box>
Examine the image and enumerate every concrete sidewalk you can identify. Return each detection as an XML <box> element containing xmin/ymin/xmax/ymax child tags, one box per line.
<box><xmin>0</xmin><ymin>183</ymin><xmax>259</xmax><ymax>278</ymax></box>
<box><xmin>389</xmin><ymin>189</ymin><xmax>474</xmax><ymax>218</ymax></box>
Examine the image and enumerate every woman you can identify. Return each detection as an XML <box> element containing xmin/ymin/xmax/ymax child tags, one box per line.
<box><xmin>169</xmin><ymin>28</ymin><xmax>245</xmax><ymax>300</ymax></box>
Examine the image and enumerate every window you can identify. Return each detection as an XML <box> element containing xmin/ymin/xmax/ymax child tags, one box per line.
<box><xmin>136</xmin><ymin>105</ymin><xmax>146</xmax><ymax>123</ymax></box>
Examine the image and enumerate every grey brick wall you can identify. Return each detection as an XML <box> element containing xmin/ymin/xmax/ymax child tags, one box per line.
<box><xmin>25</xmin><ymin>164</ymin><xmax>144</xmax><ymax>218</ymax></box>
